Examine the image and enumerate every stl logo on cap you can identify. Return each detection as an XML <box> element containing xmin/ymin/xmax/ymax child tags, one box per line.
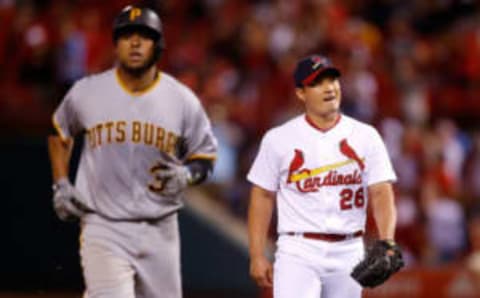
<box><xmin>311</xmin><ymin>55</ymin><xmax>327</xmax><ymax>70</ymax></box>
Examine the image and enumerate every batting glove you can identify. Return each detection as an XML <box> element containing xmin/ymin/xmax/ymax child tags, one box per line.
<box><xmin>155</xmin><ymin>162</ymin><xmax>192</xmax><ymax>197</ymax></box>
<box><xmin>52</xmin><ymin>177</ymin><xmax>91</xmax><ymax>221</ymax></box>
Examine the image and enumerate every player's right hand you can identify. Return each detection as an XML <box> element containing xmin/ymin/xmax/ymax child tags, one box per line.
<box><xmin>52</xmin><ymin>177</ymin><xmax>91</xmax><ymax>221</ymax></box>
<box><xmin>250</xmin><ymin>255</ymin><xmax>273</xmax><ymax>287</ymax></box>
<box><xmin>154</xmin><ymin>161</ymin><xmax>191</xmax><ymax>197</ymax></box>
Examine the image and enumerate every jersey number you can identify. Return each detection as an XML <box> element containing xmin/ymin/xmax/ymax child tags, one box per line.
<box><xmin>148</xmin><ymin>161</ymin><xmax>168</xmax><ymax>193</ymax></box>
<box><xmin>340</xmin><ymin>187</ymin><xmax>365</xmax><ymax>210</ymax></box>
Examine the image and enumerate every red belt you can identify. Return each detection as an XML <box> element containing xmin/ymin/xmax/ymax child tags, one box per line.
<box><xmin>285</xmin><ymin>230</ymin><xmax>363</xmax><ymax>242</ymax></box>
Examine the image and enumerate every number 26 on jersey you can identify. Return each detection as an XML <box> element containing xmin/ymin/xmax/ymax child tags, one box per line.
<box><xmin>339</xmin><ymin>187</ymin><xmax>365</xmax><ymax>210</ymax></box>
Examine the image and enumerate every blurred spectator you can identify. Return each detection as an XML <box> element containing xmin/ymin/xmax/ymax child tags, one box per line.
<box><xmin>395</xmin><ymin>188</ymin><xmax>422</xmax><ymax>266</ymax></box>
<box><xmin>13</xmin><ymin>5</ymin><xmax>55</xmax><ymax>94</ymax></box>
<box><xmin>56</xmin><ymin>16</ymin><xmax>87</xmax><ymax>89</ymax></box>
<box><xmin>466</xmin><ymin>213</ymin><xmax>480</xmax><ymax>292</ymax></box>
<box><xmin>342</xmin><ymin>49</ymin><xmax>378</xmax><ymax>122</ymax></box>
<box><xmin>463</xmin><ymin>134</ymin><xmax>480</xmax><ymax>223</ymax></box>
<box><xmin>435</xmin><ymin>119</ymin><xmax>467</xmax><ymax>190</ymax></box>
<box><xmin>392</xmin><ymin>123</ymin><xmax>423</xmax><ymax>193</ymax></box>
<box><xmin>421</xmin><ymin>179</ymin><xmax>467</xmax><ymax>265</ymax></box>
<box><xmin>80</xmin><ymin>8</ymin><xmax>112</xmax><ymax>73</ymax></box>
<box><xmin>209</xmin><ymin>103</ymin><xmax>244</xmax><ymax>186</ymax></box>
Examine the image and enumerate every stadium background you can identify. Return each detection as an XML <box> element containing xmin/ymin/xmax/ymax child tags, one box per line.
<box><xmin>2</xmin><ymin>0</ymin><xmax>480</xmax><ymax>297</ymax></box>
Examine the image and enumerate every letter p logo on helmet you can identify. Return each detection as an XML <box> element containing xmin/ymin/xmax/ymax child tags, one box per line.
<box><xmin>129</xmin><ymin>8</ymin><xmax>142</xmax><ymax>21</ymax></box>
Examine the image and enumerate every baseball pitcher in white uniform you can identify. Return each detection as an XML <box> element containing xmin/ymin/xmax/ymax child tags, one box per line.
<box><xmin>247</xmin><ymin>54</ymin><xmax>404</xmax><ymax>298</ymax></box>
<box><xmin>47</xmin><ymin>6</ymin><xmax>217</xmax><ymax>298</ymax></box>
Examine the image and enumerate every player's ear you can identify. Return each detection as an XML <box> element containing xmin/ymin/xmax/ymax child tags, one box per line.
<box><xmin>295</xmin><ymin>87</ymin><xmax>306</xmax><ymax>103</ymax></box>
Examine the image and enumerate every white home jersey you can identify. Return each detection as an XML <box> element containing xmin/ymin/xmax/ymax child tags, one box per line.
<box><xmin>53</xmin><ymin>68</ymin><xmax>217</xmax><ymax>220</ymax></box>
<box><xmin>247</xmin><ymin>114</ymin><xmax>395</xmax><ymax>234</ymax></box>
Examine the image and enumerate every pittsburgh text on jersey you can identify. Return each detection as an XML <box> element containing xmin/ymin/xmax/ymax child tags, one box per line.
<box><xmin>86</xmin><ymin>120</ymin><xmax>179</xmax><ymax>155</ymax></box>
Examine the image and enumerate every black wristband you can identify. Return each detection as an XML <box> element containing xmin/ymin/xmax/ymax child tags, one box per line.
<box><xmin>185</xmin><ymin>159</ymin><xmax>214</xmax><ymax>185</ymax></box>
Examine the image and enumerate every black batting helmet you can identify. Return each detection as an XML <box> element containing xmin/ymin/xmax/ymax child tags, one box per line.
<box><xmin>113</xmin><ymin>6</ymin><xmax>165</xmax><ymax>58</ymax></box>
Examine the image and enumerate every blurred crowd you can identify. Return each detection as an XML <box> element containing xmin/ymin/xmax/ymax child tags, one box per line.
<box><xmin>2</xmin><ymin>0</ymin><xmax>480</xmax><ymax>269</ymax></box>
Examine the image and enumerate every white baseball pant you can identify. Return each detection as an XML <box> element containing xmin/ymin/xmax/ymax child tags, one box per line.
<box><xmin>273</xmin><ymin>235</ymin><xmax>364</xmax><ymax>298</ymax></box>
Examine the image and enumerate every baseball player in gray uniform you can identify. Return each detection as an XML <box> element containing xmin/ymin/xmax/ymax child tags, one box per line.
<box><xmin>47</xmin><ymin>6</ymin><xmax>217</xmax><ymax>298</ymax></box>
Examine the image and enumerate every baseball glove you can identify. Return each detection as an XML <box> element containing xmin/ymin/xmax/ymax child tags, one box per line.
<box><xmin>351</xmin><ymin>240</ymin><xmax>404</xmax><ymax>288</ymax></box>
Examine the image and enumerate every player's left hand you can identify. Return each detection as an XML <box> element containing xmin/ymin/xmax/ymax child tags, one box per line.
<box><xmin>156</xmin><ymin>161</ymin><xmax>192</xmax><ymax>197</ymax></box>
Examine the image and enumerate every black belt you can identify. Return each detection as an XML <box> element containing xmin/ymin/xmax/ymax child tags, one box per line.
<box><xmin>284</xmin><ymin>230</ymin><xmax>363</xmax><ymax>242</ymax></box>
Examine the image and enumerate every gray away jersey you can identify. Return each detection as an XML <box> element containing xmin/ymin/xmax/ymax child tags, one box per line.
<box><xmin>53</xmin><ymin>68</ymin><xmax>217</xmax><ymax>220</ymax></box>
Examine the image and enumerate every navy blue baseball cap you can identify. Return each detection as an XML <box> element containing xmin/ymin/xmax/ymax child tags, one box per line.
<box><xmin>293</xmin><ymin>54</ymin><xmax>341</xmax><ymax>87</ymax></box>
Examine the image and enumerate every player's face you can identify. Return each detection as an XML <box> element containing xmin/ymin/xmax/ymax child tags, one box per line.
<box><xmin>115</xmin><ymin>28</ymin><xmax>156</xmax><ymax>74</ymax></box>
<box><xmin>296</xmin><ymin>75</ymin><xmax>341</xmax><ymax>119</ymax></box>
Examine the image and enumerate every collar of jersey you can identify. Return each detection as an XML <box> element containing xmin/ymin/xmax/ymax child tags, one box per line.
<box><xmin>304</xmin><ymin>113</ymin><xmax>342</xmax><ymax>133</ymax></box>
<box><xmin>115</xmin><ymin>68</ymin><xmax>162</xmax><ymax>96</ymax></box>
